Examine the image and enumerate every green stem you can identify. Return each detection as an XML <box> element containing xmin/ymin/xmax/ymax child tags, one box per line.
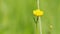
<box><xmin>36</xmin><ymin>23</ymin><xmax>38</xmax><ymax>34</ymax></box>
<box><xmin>35</xmin><ymin>17</ymin><xmax>39</xmax><ymax>34</ymax></box>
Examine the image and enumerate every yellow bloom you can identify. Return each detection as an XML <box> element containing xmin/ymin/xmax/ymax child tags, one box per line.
<box><xmin>33</xmin><ymin>9</ymin><xmax>43</xmax><ymax>16</ymax></box>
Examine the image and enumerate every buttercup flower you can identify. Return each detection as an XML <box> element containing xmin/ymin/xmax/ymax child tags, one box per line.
<box><xmin>33</xmin><ymin>9</ymin><xmax>43</xmax><ymax>16</ymax></box>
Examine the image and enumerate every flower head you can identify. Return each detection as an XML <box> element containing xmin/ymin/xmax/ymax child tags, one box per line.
<box><xmin>33</xmin><ymin>9</ymin><xmax>43</xmax><ymax>16</ymax></box>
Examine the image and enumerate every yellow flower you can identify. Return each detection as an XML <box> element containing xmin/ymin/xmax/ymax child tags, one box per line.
<box><xmin>33</xmin><ymin>9</ymin><xmax>43</xmax><ymax>16</ymax></box>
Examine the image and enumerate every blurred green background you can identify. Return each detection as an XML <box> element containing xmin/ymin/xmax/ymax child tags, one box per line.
<box><xmin>0</xmin><ymin>0</ymin><xmax>60</xmax><ymax>34</ymax></box>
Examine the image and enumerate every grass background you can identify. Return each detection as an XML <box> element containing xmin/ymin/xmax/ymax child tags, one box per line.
<box><xmin>0</xmin><ymin>0</ymin><xmax>60</xmax><ymax>34</ymax></box>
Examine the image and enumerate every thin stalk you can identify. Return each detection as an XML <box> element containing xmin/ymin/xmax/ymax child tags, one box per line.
<box><xmin>37</xmin><ymin>0</ymin><xmax>40</xmax><ymax>9</ymax></box>
<box><xmin>36</xmin><ymin>16</ymin><xmax>38</xmax><ymax>34</ymax></box>
<box><xmin>37</xmin><ymin>0</ymin><xmax>42</xmax><ymax>34</ymax></box>
<box><xmin>36</xmin><ymin>23</ymin><xmax>38</xmax><ymax>34</ymax></box>
<box><xmin>39</xmin><ymin>17</ymin><xmax>42</xmax><ymax>34</ymax></box>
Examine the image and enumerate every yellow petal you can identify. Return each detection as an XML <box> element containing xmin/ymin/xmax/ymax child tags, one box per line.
<box><xmin>33</xmin><ymin>9</ymin><xmax>43</xmax><ymax>16</ymax></box>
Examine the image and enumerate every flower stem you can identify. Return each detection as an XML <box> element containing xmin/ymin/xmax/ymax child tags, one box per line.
<box><xmin>39</xmin><ymin>17</ymin><xmax>42</xmax><ymax>34</ymax></box>
<box><xmin>36</xmin><ymin>23</ymin><xmax>37</xmax><ymax>34</ymax></box>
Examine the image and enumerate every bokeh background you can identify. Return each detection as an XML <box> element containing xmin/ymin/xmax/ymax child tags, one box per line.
<box><xmin>0</xmin><ymin>0</ymin><xmax>60</xmax><ymax>34</ymax></box>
